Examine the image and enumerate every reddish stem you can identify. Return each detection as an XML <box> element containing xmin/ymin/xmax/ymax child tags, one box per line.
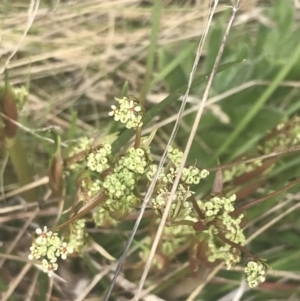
<box><xmin>232</xmin><ymin>177</ymin><xmax>300</xmax><ymax>216</ymax></box>
<box><xmin>190</xmin><ymin>194</ymin><xmax>205</xmax><ymax>219</ymax></box>
<box><xmin>217</xmin><ymin>231</ymin><xmax>254</xmax><ymax>259</ymax></box>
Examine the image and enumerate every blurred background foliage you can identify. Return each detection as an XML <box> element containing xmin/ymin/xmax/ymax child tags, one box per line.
<box><xmin>1</xmin><ymin>0</ymin><xmax>300</xmax><ymax>300</ymax></box>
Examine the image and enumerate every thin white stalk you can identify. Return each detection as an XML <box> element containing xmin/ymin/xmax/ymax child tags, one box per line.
<box><xmin>103</xmin><ymin>1</ymin><xmax>219</xmax><ymax>299</ymax></box>
<box><xmin>135</xmin><ymin>1</ymin><xmax>242</xmax><ymax>300</ymax></box>
<box><xmin>133</xmin><ymin>0</ymin><xmax>233</xmax><ymax>299</ymax></box>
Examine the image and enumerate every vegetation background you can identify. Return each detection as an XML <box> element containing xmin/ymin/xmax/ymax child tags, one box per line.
<box><xmin>1</xmin><ymin>0</ymin><xmax>300</xmax><ymax>300</ymax></box>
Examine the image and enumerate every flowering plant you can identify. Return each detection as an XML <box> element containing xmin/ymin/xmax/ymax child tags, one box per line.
<box><xmin>28</xmin><ymin>95</ymin><xmax>273</xmax><ymax>288</ymax></box>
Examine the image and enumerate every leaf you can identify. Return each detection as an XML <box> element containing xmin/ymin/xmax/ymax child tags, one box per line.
<box><xmin>121</xmin><ymin>81</ymin><xmax>129</xmax><ymax>97</ymax></box>
<box><xmin>48</xmin><ymin>134</ymin><xmax>64</xmax><ymax>197</ymax></box>
<box><xmin>156</xmin><ymin>42</ymin><xmax>195</xmax><ymax>90</ymax></box>
<box><xmin>52</xmin><ymin>190</ymin><xmax>106</xmax><ymax>232</ymax></box>
<box><xmin>204</xmin><ymin>23</ymin><xmax>223</xmax><ymax>73</ymax></box>
<box><xmin>0</xmin><ymin>71</ymin><xmax>18</xmax><ymax>138</ymax></box>
<box><xmin>66</xmin><ymin>110</ymin><xmax>78</xmax><ymax>143</ymax></box>
<box><xmin>230</xmin><ymin>106</ymin><xmax>285</xmax><ymax>134</ymax></box>
<box><xmin>273</xmin><ymin>0</ymin><xmax>293</xmax><ymax>37</ymax></box>
<box><xmin>38</xmin><ymin>273</ymin><xmax>48</xmax><ymax>301</ymax></box>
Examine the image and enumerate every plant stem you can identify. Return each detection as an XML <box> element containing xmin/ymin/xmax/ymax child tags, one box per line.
<box><xmin>217</xmin><ymin>231</ymin><xmax>254</xmax><ymax>259</ymax></box>
<box><xmin>51</xmin><ymin>190</ymin><xmax>107</xmax><ymax>232</ymax></box>
<box><xmin>232</xmin><ymin>177</ymin><xmax>300</xmax><ymax>216</ymax></box>
<box><xmin>172</xmin><ymin>220</ymin><xmax>195</xmax><ymax>227</ymax></box>
<box><xmin>190</xmin><ymin>195</ymin><xmax>205</xmax><ymax>219</ymax></box>
<box><xmin>134</xmin><ymin>126</ymin><xmax>141</xmax><ymax>148</ymax></box>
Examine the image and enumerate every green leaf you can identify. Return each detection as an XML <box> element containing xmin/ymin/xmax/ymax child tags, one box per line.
<box><xmin>274</xmin><ymin>0</ymin><xmax>294</xmax><ymax>36</ymax></box>
<box><xmin>48</xmin><ymin>134</ymin><xmax>64</xmax><ymax>197</ymax></box>
<box><xmin>66</xmin><ymin>110</ymin><xmax>78</xmax><ymax>144</ymax></box>
<box><xmin>155</xmin><ymin>42</ymin><xmax>195</xmax><ymax>90</ymax></box>
<box><xmin>229</xmin><ymin>105</ymin><xmax>285</xmax><ymax>133</ymax></box>
<box><xmin>271</xmin><ymin>250</ymin><xmax>300</xmax><ymax>270</ymax></box>
<box><xmin>38</xmin><ymin>273</ymin><xmax>48</xmax><ymax>301</ymax></box>
<box><xmin>121</xmin><ymin>81</ymin><xmax>129</xmax><ymax>97</ymax></box>
<box><xmin>204</xmin><ymin>23</ymin><xmax>223</xmax><ymax>73</ymax></box>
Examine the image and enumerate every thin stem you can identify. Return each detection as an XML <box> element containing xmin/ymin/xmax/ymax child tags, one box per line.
<box><xmin>217</xmin><ymin>231</ymin><xmax>254</xmax><ymax>260</ymax></box>
<box><xmin>51</xmin><ymin>190</ymin><xmax>106</xmax><ymax>232</ymax></box>
<box><xmin>190</xmin><ymin>194</ymin><xmax>205</xmax><ymax>219</ymax></box>
<box><xmin>171</xmin><ymin>220</ymin><xmax>195</xmax><ymax>227</ymax></box>
<box><xmin>133</xmin><ymin>0</ymin><xmax>231</xmax><ymax>298</ymax></box>
<box><xmin>134</xmin><ymin>126</ymin><xmax>141</xmax><ymax>148</ymax></box>
<box><xmin>232</xmin><ymin>177</ymin><xmax>300</xmax><ymax>216</ymax></box>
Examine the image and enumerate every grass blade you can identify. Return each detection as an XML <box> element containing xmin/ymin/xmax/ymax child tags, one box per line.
<box><xmin>212</xmin><ymin>43</ymin><xmax>300</xmax><ymax>162</ymax></box>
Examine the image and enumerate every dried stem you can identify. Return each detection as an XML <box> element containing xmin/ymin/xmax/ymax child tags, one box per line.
<box><xmin>133</xmin><ymin>0</ymin><xmax>237</xmax><ymax>298</ymax></box>
<box><xmin>51</xmin><ymin>190</ymin><xmax>106</xmax><ymax>232</ymax></box>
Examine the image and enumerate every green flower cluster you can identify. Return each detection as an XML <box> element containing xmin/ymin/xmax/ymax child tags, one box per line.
<box><xmin>259</xmin><ymin>116</ymin><xmax>300</xmax><ymax>154</ymax></box>
<box><xmin>167</xmin><ymin>146</ymin><xmax>184</xmax><ymax>167</ymax></box>
<box><xmin>86</xmin><ymin>178</ymin><xmax>102</xmax><ymax>197</ymax></box>
<box><xmin>28</xmin><ymin>227</ymin><xmax>73</xmax><ymax>277</ymax></box>
<box><xmin>102</xmin><ymin>146</ymin><xmax>151</xmax><ymax>219</ymax></box>
<box><xmin>119</xmin><ymin>147</ymin><xmax>149</xmax><ymax>174</ymax></box>
<box><xmin>147</xmin><ymin>147</ymin><xmax>209</xmax><ymax>223</ymax></box>
<box><xmin>86</xmin><ymin>143</ymin><xmax>112</xmax><ymax>173</ymax></box>
<box><xmin>151</xmin><ymin>185</ymin><xmax>193</xmax><ymax>223</ymax></box>
<box><xmin>77</xmin><ymin>175</ymin><xmax>102</xmax><ymax>203</ymax></box>
<box><xmin>223</xmin><ymin>116</ymin><xmax>300</xmax><ymax>184</ymax></box>
<box><xmin>67</xmin><ymin>219</ymin><xmax>88</xmax><ymax>254</ymax></box>
<box><xmin>109</xmin><ymin>96</ymin><xmax>144</xmax><ymax>129</ymax></box>
<box><xmin>223</xmin><ymin>117</ymin><xmax>300</xmax><ymax>184</ymax></box>
<box><xmin>93</xmin><ymin>206</ymin><xmax>118</xmax><ymax>227</ymax></box>
<box><xmin>12</xmin><ymin>85</ymin><xmax>28</xmax><ymax>110</ymax></box>
<box><xmin>32</xmin><ymin>94</ymin><xmax>272</xmax><ymax>284</ymax></box>
<box><xmin>168</xmin><ymin>146</ymin><xmax>209</xmax><ymax>184</ymax></box>
<box><xmin>223</xmin><ymin>159</ymin><xmax>262</xmax><ymax>183</ymax></box>
<box><xmin>146</xmin><ymin>164</ymin><xmax>165</xmax><ymax>182</ymax></box>
<box><xmin>67</xmin><ymin>137</ymin><xmax>94</xmax><ymax>170</ymax></box>
<box><xmin>86</xmin><ymin>99</ymin><xmax>151</xmax><ymax>219</ymax></box>
<box><xmin>199</xmin><ymin>194</ymin><xmax>246</xmax><ymax>269</ymax></box>
<box><xmin>103</xmin><ymin>167</ymin><xmax>136</xmax><ymax>199</ymax></box>
<box><xmin>245</xmin><ymin>260</ymin><xmax>268</xmax><ymax>288</ymax></box>
<box><xmin>181</xmin><ymin>166</ymin><xmax>209</xmax><ymax>185</ymax></box>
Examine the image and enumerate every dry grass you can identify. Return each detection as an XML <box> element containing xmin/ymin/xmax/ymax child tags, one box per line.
<box><xmin>2</xmin><ymin>1</ymin><xmax>211</xmax><ymax>118</ymax></box>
